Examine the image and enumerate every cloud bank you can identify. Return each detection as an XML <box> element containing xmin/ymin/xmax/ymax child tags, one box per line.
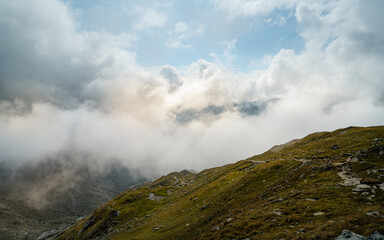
<box><xmin>0</xmin><ymin>0</ymin><xmax>383</xmax><ymax>178</ymax></box>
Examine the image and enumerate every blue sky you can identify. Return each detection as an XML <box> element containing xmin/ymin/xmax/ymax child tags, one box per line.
<box><xmin>66</xmin><ymin>0</ymin><xmax>303</xmax><ymax>71</ymax></box>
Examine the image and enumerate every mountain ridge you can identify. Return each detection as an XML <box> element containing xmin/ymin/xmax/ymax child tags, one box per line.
<box><xmin>56</xmin><ymin>126</ymin><xmax>384</xmax><ymax>240</ymax></box>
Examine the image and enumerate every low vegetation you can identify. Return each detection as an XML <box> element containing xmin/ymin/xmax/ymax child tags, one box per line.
<box><xmin>56</xmin><ymin>126</ymin><xmax>384</xmax><ymax>240</ymax></box>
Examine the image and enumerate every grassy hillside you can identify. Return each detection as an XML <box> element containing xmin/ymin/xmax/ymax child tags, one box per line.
<box><xmin>56</xmin><ymin>126</ymin><xmax>384</xmax><ymax>240</ymax></box>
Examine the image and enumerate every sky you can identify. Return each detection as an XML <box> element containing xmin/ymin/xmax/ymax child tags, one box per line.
<box><xmin>0</xmin><ymin>0</ymin><xmax>384</xmax><ymax>177</ymax></box>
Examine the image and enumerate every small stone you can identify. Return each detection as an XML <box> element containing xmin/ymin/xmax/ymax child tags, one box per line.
<box><xmin>352</xmin><ymin>188</ymin><xmax>364</xmax><ymax>192</ymax></box>
<box><xmin>152</xmin><ymin>225</ymin><xmax>164</xmax><ymax>231</ymax></box>
<box><xmin>272</xmin><ymin>209</ymin><xmax>283</xmax><ymax>216</ymax></box>
<box><xmin>314</xmin><ymin>212</ymin><xmax>325</xmax><ymax>216</ymax></box>
<box><xmin>367</xmin><ymin>194</ymin><xmax>376</xmax><ymax>200</ymax></box>
<box><xmin>226</xmin><ymin>218</ymin><xmax>235</xmax><ymax>222</ymax></box>
<box><xmin>276</xmin><ymin>198</ymin><xmax>284</xmax><ymax>202</ymax></box>
<box><xmin>297</xmin><ymin>229</ymin><xmax>306</xmax><ymax>233</ymax></box>
<box><xmin>370</xmin><ymin>145</ymin><xmax>384</xmax><ymax>152</ymax></box>
<box><xmin>380</xmin><ymin>151</ymin><xmax>384</xmax><ymax>156</ymax></box>
<box><xmin>200</xmin><ymin>203</ymin><xmax>211</xmax><ymax>211</ymax></box>
<box><xmin>335</xmin><ymin>230</ymin><xmax>365</xmax><ymax>240</ymax></box>
<box><xmin>356</xmin><ymin>184</ymin><xmax>371</xmax><ymax>189</ymax></box>
<box><xmin>212</xmin><ymin>225</ymin><xmax>220</xmax><ymax>231</ymax></box>
<box><xmin>331</xmin><ymin>144</ymin><xmax>340</xmax><ymax>150</ymax></box>
<box><xmin>306</xmin><ymin>198</ymin><xmax>318</xmax><ymax>201</ymax></box>
<box><xmin>148</xmin><ymin>193</ymin><xmax>164</xmax><ymax>201</ymax></box>
<box><xmin>320</xmin><ymin>162</ymin><xmax>334</xmax><ymax>171</ymax></box>
<box><xmin>366</xmin><ymin>211</ymin><xmax>380</xmax><ymax>217</ymax></box>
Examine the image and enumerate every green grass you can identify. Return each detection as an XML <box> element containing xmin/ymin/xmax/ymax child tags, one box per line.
<box><xmin>55</xmin><ymin>126</ymin><xmax>384</xmax><ymax>240</ymax></box>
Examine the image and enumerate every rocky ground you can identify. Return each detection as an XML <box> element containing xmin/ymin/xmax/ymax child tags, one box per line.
<box><xmin>335</xmin><ymin>230</ymin><xmax>384</xmax><ymax>240</ymax></box>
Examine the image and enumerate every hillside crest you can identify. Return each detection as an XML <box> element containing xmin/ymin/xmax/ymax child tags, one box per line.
<box><xmin>56</xmin><ymin>126</ymin><xmax>384</xmax><ymax>240</ymax></box>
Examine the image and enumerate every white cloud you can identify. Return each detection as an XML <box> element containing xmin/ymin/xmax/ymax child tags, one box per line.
<box><xmin>210</xmin><ymin>39</ymin><xmax>238</xmax><ymax>69</ymax></box>
<box><xmin>165</xmin><ymin>21</ymin><xmax>205</xmax><ymax>49</ymax></box>
<box><xmin>0</xmin><ymin>0</ymin><xmax>138</xmax><ymax>107</ymax></box>
<box><xmin>211</xmin><ymin>0</ymin><xmax>301</xmax><ymax>18</ymax></box>
<box><xmin>0</xmin><ymin>0</ymin><xmax>383</xmax><ymax>180</ymax></box>
<box><xmin>133</xmin><ymin>6</ymin><xmax>168</xmax><ymax>31</ymax></box>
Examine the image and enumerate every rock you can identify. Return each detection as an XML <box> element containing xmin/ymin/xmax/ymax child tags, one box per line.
<box><xmin>334</xmin><ymin>230</ymin><xmax>384</xmax><ymax>240</ymax></box>
<box><xmin>370</xmin><ymin>145</ymin><xmax>384</xmax><ymax>152</ymax></box>
<box><xmin>331</xmin><ymin>144</ymin><xmax>340</xmax><ymax>150</ymax></box>
<box><xmin>352</xmin><ymin>184</ymin><xmax>371</xmax><ymax>192</ymax></box>
<box><xmin>226</xmin><ymin>217</ymin><xmax>235</xmax><ymax>222</ymax></box>
<box><xmin>367</xmin><ymin>194</ymin><xmax>376</xmax><ymax>200</ymax></box>
<box><xmin>366</xmin><ymin>211</ymin><xmax>381</xmax><ymax>217</ymax></box>
<box><xmin>297</xmin><ymin>228</ymin><xmax>306</xmax><ymax>233</ymax></box>
<box><xmin>352</xmin><ymin>188</ymin><xmax>364</xmax><ymax>192</ymax></box>
<box><xmin>356</xmin><ymin>184</ymin><xmax>371</xmax><ymax>190</ymax></box>
<box><xmin>152</xmin><ymin>225</ymin><xmax>164</xmax><ymax>231</ymax></box>
<box><xmin>37</xmin><ymin>226</ymin><xmax>66</xmax><ymax>240</ymax></box>
<box><xmin>272</xmin><ymin>209</ymin><xmax>282</xmax><ymax>215</ymax></box>
<box><xmin>338</xmin><ymin>171</ymin><xmax>361</xmax><ymax>186</ymax></box>
<box><xmin>347</xmin><ymin>157</ymin><xmax>360</xmax><ymax>163</ymax></box>
<box><xmin>212</xmin><ymin>225</ymin><xmax>220</xmax><ymax>231</ymax></box>
<box><xmin>148</xmin><ymin>193</ymin><xmax>164</xmax><ymax>201</ymax></box>
<box><xmin>200</xmin><ymin>203</ymin><xmax>211</xmax><ymax>211</ymax></box>
<box><xmin>306</xmin><ymin>198</ymin><xmax>318</xmax><ymax>201</ymax></box>
<box><xmin>380</xmin><ymin>151</ymin><xmax>384</xmax><ymax>156</ymax></box>
<box><xmin>320</xmin><ymin>162</ymin><xmax>334</xmax><ymax>171</ymax></box>
<box><xmin>367</xmin><ymin>231</ymin><xmax>384</xmax><ymax>240</ymax></box>
<box><xmin>334</xmin><ymin>230</ymin><xmax>365</xmax><ymax>240</ymax></box>
<box><xmin>314</xmin><ymin>212</ymin><xmax>325</xmax><ymax>216</ymax></box>
<box><xmin>333</xmin><ymin>162</ymin><xmax>344</xmax><ymax>167</ymax></box>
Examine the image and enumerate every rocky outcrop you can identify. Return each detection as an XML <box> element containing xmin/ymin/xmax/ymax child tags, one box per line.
<box><xmin>335</xmin><ymin>230</ymin><xmax>384</xmax><ymax>240</ymax></box>
<box><xmin>37</xmin><ymin>226</ymin><xmax>67</xmax><ymax>240</ymax></box>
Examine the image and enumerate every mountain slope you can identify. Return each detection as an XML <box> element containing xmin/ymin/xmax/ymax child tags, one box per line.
<box><xmin>56</xmin><ymin>126</ymin><xmax>384</xmax><ymax>240</ymax></box>
<box><xmin>0</xmin><ymin>159</ymin><xmax>146</xmax><ymax>240</ymax></box>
